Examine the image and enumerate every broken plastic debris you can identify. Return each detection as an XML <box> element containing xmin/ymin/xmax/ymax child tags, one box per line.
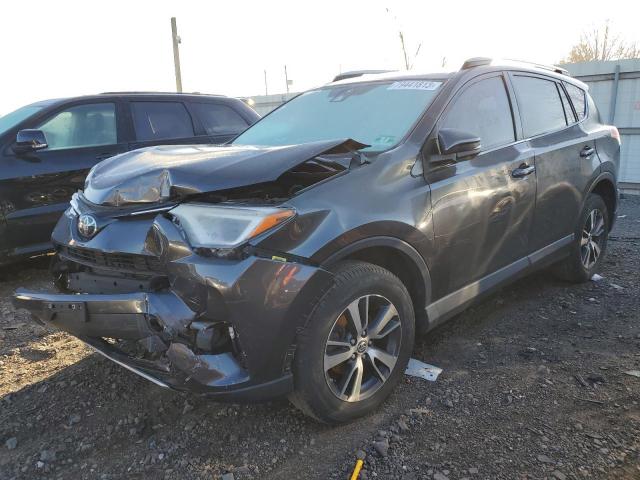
<box><xmin>405</xmin><ymin>358</ymin><xmax>443</xmax><ymax>381</ymax></box>
<box><xmin>590</xmin><ymin>273</ymin><xmax>604</xmax><ymax>282</ymax></box>
<box><xmin>617</xmin><ymin>214</ymin><xmax>627</xmax><ymax>219</ymax></box>
<box><xmin>610</xmin><ymin>283</ymin><xmax>624</xmax><ymax>290</ymax></box>
<box><xmin>624</xmin><ymin>370</ymin><xmax>640</xmax><ymax>379</ymax></box>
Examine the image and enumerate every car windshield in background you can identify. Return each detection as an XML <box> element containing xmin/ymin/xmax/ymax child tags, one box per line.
<box><xmin>0</xmin><ymin>105</ymin><xmax>44</xmax><ymax>136</ymax></box>
<box><xmin>233</xmin><ymin>80</ymin><xmax>443</xmax><ymax>151</ymax></box>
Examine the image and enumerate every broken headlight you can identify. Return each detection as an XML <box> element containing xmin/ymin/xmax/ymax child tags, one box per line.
<box><xmin>170</xmin><ymin>203</ymin><xmax>295</xmax><ymax>249</ymax></box>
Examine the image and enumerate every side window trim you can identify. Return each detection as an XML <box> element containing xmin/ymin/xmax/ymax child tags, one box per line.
<box><xmin>114</xmin><ymin>100</ymin><xmax>130</xmax><ymax>144</ymax></box>
<box><xmin>555</xmin><ymin>82</ymin><xmax>575</xmax><ymax>126</ymax></box>
<box><xmin>437</xmin><ymin>72</ymin><xmax>518</xmax><ymax>154</ymax></box>
<box><xmin>183</xmin><ymin>101</ymin><xmax>208</xmax><ymax>137</ymax></box>
<box><xmin>502</xmin><ymin>71</ymin><xmax>525</xmax><ymax>141</ymax></box>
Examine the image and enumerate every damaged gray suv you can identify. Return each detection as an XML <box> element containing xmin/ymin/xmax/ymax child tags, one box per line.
<box><xmin>14</xmin><ymin>58</ymin><xmax>620</xmax><ymax>423</ymax></box>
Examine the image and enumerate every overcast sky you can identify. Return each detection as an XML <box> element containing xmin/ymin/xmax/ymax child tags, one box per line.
<box><xmin>1</xmin><ymin>0</ymin><xmax>638</xmax><ymax>115</ymax></box>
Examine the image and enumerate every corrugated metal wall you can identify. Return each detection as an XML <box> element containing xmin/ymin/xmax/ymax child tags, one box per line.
<box><xmin>564</xmin><ymin>59</ymin><xmax>640</xmax><ymax>187</ymax></box>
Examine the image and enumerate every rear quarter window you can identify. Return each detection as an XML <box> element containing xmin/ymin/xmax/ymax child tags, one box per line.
<box><xmin>563</xmin><ymin>82</ymin><xmax>587</xmax><ymax>121</ymax></box>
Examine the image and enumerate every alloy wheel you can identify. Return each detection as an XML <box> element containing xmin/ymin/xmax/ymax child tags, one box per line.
<box><xmin>323</xmin><ymin>295</ymin><xmax>402</xmax><ymax>402</ymax></box>
<box><xmin>581</xmin><ymin>208</ymin><xmax>605</xmax><ymax>269</ymax></box>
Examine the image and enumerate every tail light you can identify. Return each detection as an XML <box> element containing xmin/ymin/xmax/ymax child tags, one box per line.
<box><xmin>610</xmin><ymin>126</ymin><xmax>621</xmax><ymax>144</ymax></box>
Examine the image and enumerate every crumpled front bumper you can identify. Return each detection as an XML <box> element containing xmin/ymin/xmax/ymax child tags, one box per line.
<box><xmin>13</xmin><ymin>202</ymin><xmax>332</xmax><ymax>401</ymax></box>
<box><xmin>12</xmin><ymin>289</ymin><xmax>277</xmax><ymax>398</ymax></box>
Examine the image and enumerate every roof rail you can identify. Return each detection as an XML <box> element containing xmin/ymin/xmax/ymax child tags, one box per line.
<box><xmin>460</xmin><ymin>57</ymin><xmax>570</xmax><ymax>76</ymax></box>
<box><xmin>100</xmin><ymin>91</ymin><xmax>179</xmax><ymax>95</ymax></box>
<box><xmin>99</xmin><ymin>91</ymin><xmax>223</xmax><ymax>96</ymax></box>
<box><xmin>503</xmin><ymin>58</ymin><xmax>570</xmax><ymax>76</ymax></box>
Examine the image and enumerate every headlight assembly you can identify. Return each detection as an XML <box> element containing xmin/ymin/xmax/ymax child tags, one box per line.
<box><xmin>170</xmin><ymin>204</ymin><xmax>295</xmax><ymax>249</ymax></box>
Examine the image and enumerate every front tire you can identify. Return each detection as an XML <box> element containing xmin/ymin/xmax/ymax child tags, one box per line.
<box><xmin>553</xmin><ymin>193</ymin><xmax>609</xmax><ymax>283</ymax></box>
<box><xmin>289</xmin><ymin>261</ymin><xmax>415</xmax><ymax>424</ymax></box>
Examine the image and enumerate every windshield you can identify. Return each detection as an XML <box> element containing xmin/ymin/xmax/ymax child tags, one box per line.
<box><xmin>0</xmin><ymin>105</ymin><xmax>44</xmax><ymax>137</ymax></box>
<box><xmin>233</xmin><ymin>80</ymin><xmax>443</xmax><ymax>151</ymax></box>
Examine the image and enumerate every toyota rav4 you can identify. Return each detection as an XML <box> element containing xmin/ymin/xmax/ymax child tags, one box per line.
<box><xmin>14</xmin><ymin>58</ymin><xmax>620</xmax><ymax>423</ymax></box>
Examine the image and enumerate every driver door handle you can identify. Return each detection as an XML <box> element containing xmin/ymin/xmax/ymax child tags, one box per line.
<box><xmin>511</xmin><ymin>164</ymin><xmax>535</xmax><ymax>178</ymax></box>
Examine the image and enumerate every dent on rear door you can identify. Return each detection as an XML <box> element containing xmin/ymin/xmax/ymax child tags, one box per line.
<box><xmin>528</xmin><ymin>126</ymin><xmax>600</xmax><ymax>253</ymax></box>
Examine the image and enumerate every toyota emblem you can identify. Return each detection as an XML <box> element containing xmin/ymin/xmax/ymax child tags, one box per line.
<box><xmin>78</xmin><ymin>214</ymin><xmax>98</xmax><ymax>238</ymax></box>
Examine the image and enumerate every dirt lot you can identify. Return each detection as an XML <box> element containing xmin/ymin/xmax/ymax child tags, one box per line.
<box><xmin>1</xmin><ymin>196</ymin><xmax>639</xmax><ymax>480</ymax></box>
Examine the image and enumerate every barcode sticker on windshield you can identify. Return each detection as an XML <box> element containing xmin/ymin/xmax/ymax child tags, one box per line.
<box><xmin>388</xmin><ymin>81</ymin><xmax>442</xmax><ymax>91</ymax></box>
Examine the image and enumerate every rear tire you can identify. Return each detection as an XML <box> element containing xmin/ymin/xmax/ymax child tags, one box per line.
<box><xmin>553</xmin><ymin>193</ymin><xmax>609</xmax><ymax>283</ymax></box>
<box><xmin>289</xmin><ymin>261</ymin><xmax>415</xmax><ymax>424</ymax></box>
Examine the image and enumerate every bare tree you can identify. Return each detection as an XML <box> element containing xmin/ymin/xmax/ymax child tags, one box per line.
<box><xmin>386</xmin><ymin>8</ymin><xmax>422</xmax><ymax>70</ymax></box>
<box><xmin>563</xmin><ymin>21</ymin><xmax>640</xmax><ymax>63</ymax></box>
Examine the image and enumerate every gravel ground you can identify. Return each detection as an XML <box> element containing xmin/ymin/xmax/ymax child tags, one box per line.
<box><xmin>1</xmin><ymin>196</ymin><xmax>639</xmax><ymax>480</ymax></box>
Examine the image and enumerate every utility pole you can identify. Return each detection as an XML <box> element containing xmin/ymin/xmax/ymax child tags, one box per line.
<box><xmin>264</xmin><ymin>69</ymin><xmax>268</xmax><ymax>95</ymax></box>
<box><xmin>284</xmin><ymin>65</ymin><xmax>289</xmax><ymax>93</ymax></box>
<box><xmin>171</xmin><ymin>17</ymin><xmax>183</xmax><ymax>93</ymax></box>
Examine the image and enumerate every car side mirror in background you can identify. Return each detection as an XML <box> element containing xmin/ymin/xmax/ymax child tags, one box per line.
<box><xmin>435</xmin><ymin>128</ymin><xmax>481</xmax><ymax>161</ymax></box>
<box><xmin>13</xmin><ymin>129</ymin><xmax>48</xmax><ymax>155</ymax></box>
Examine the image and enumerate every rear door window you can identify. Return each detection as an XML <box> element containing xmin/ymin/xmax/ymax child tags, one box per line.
<box><xmin>564</xmin><ymin>82</ymin><xmax>587</xmax><ymax>121</ymax></box>
<box><xmin>512</xmin><ymin>76</ymin><xmax>567</xmax><ymax>137</ymax></box>
<box><xmin>37</xmin><ymin>103</ymin><xmax>117</xmax><ymax>150</ymax></box>
<box><xmin>131</xmin><ymin>102</ymin><xmax>194</xmax><ymax>141</ymax></box>
<box><xmin>442</xmin><ymin>76</ymin><xmax>515</xmax><ymax>150</ymax></box>
<box><xmin>191</xmin><ymin>103</ymin><xmax>249</xmax><ymax>135</ymax></box>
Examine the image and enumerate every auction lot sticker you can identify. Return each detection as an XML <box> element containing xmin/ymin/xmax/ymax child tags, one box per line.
<box><xmin>388</xmin><ymin>80</ymin><xmax>442</xmax><ymax>90</ymax></box>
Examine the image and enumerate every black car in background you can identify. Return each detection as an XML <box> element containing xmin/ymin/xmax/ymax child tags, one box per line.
<box><xmin>0</xmin><ymin>93</ymin><xmax>259</xmax><ymax>264</ymax></box>
<box><xmin>14</xmin><ymin>59</ymin><xmax>620</xmax><ymax>423</ymax></box>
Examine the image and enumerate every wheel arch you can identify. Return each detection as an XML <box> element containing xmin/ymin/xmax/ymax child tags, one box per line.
<box><xmin>321</xmin><ymin>236</ymin><xmax>432</xmax><ymax>332</ymax></box>
<box><xmin>587</xmin><ymin>172</ymin><xmax>618</xmax><ymax>230</ymax></box>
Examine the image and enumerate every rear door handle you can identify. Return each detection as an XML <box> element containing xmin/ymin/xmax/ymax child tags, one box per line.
<box><xmin>511</xmin><ymin>164</ymin><xmax>535</xmax><ymax>178</ymax></box>
<box><xmin>580</xmin><ymin>146</ymin><xmax>595</xmax><ymax>158</ymax></box>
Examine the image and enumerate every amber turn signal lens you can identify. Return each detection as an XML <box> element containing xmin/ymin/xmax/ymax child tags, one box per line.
<box><xmin>249</xmin><ymin>209</ymin><xmax>295</xmax><ymax>238</ymax></box>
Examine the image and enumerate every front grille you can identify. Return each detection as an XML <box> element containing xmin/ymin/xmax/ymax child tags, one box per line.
<box><xmin>60</xmin><ymin>246</ymin><xmax>164</xmax><ymax>274</ymax></box>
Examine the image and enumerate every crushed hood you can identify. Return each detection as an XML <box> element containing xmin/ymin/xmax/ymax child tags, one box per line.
<box><xmin>83</xmin><ymin>139</ymin><xmax>367</xmax><ymax>206</ymax></box>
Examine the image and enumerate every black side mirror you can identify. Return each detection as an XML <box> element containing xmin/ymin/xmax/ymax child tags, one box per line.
<box><xmin>436</xmin><ymin>128</ymin><xmax>481</xmax><ymax>160</ymax></box>
<box><xmin>13</xmin><ymin>129</ymin><xmax>48</xmax><ymax>155</ymax></box>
